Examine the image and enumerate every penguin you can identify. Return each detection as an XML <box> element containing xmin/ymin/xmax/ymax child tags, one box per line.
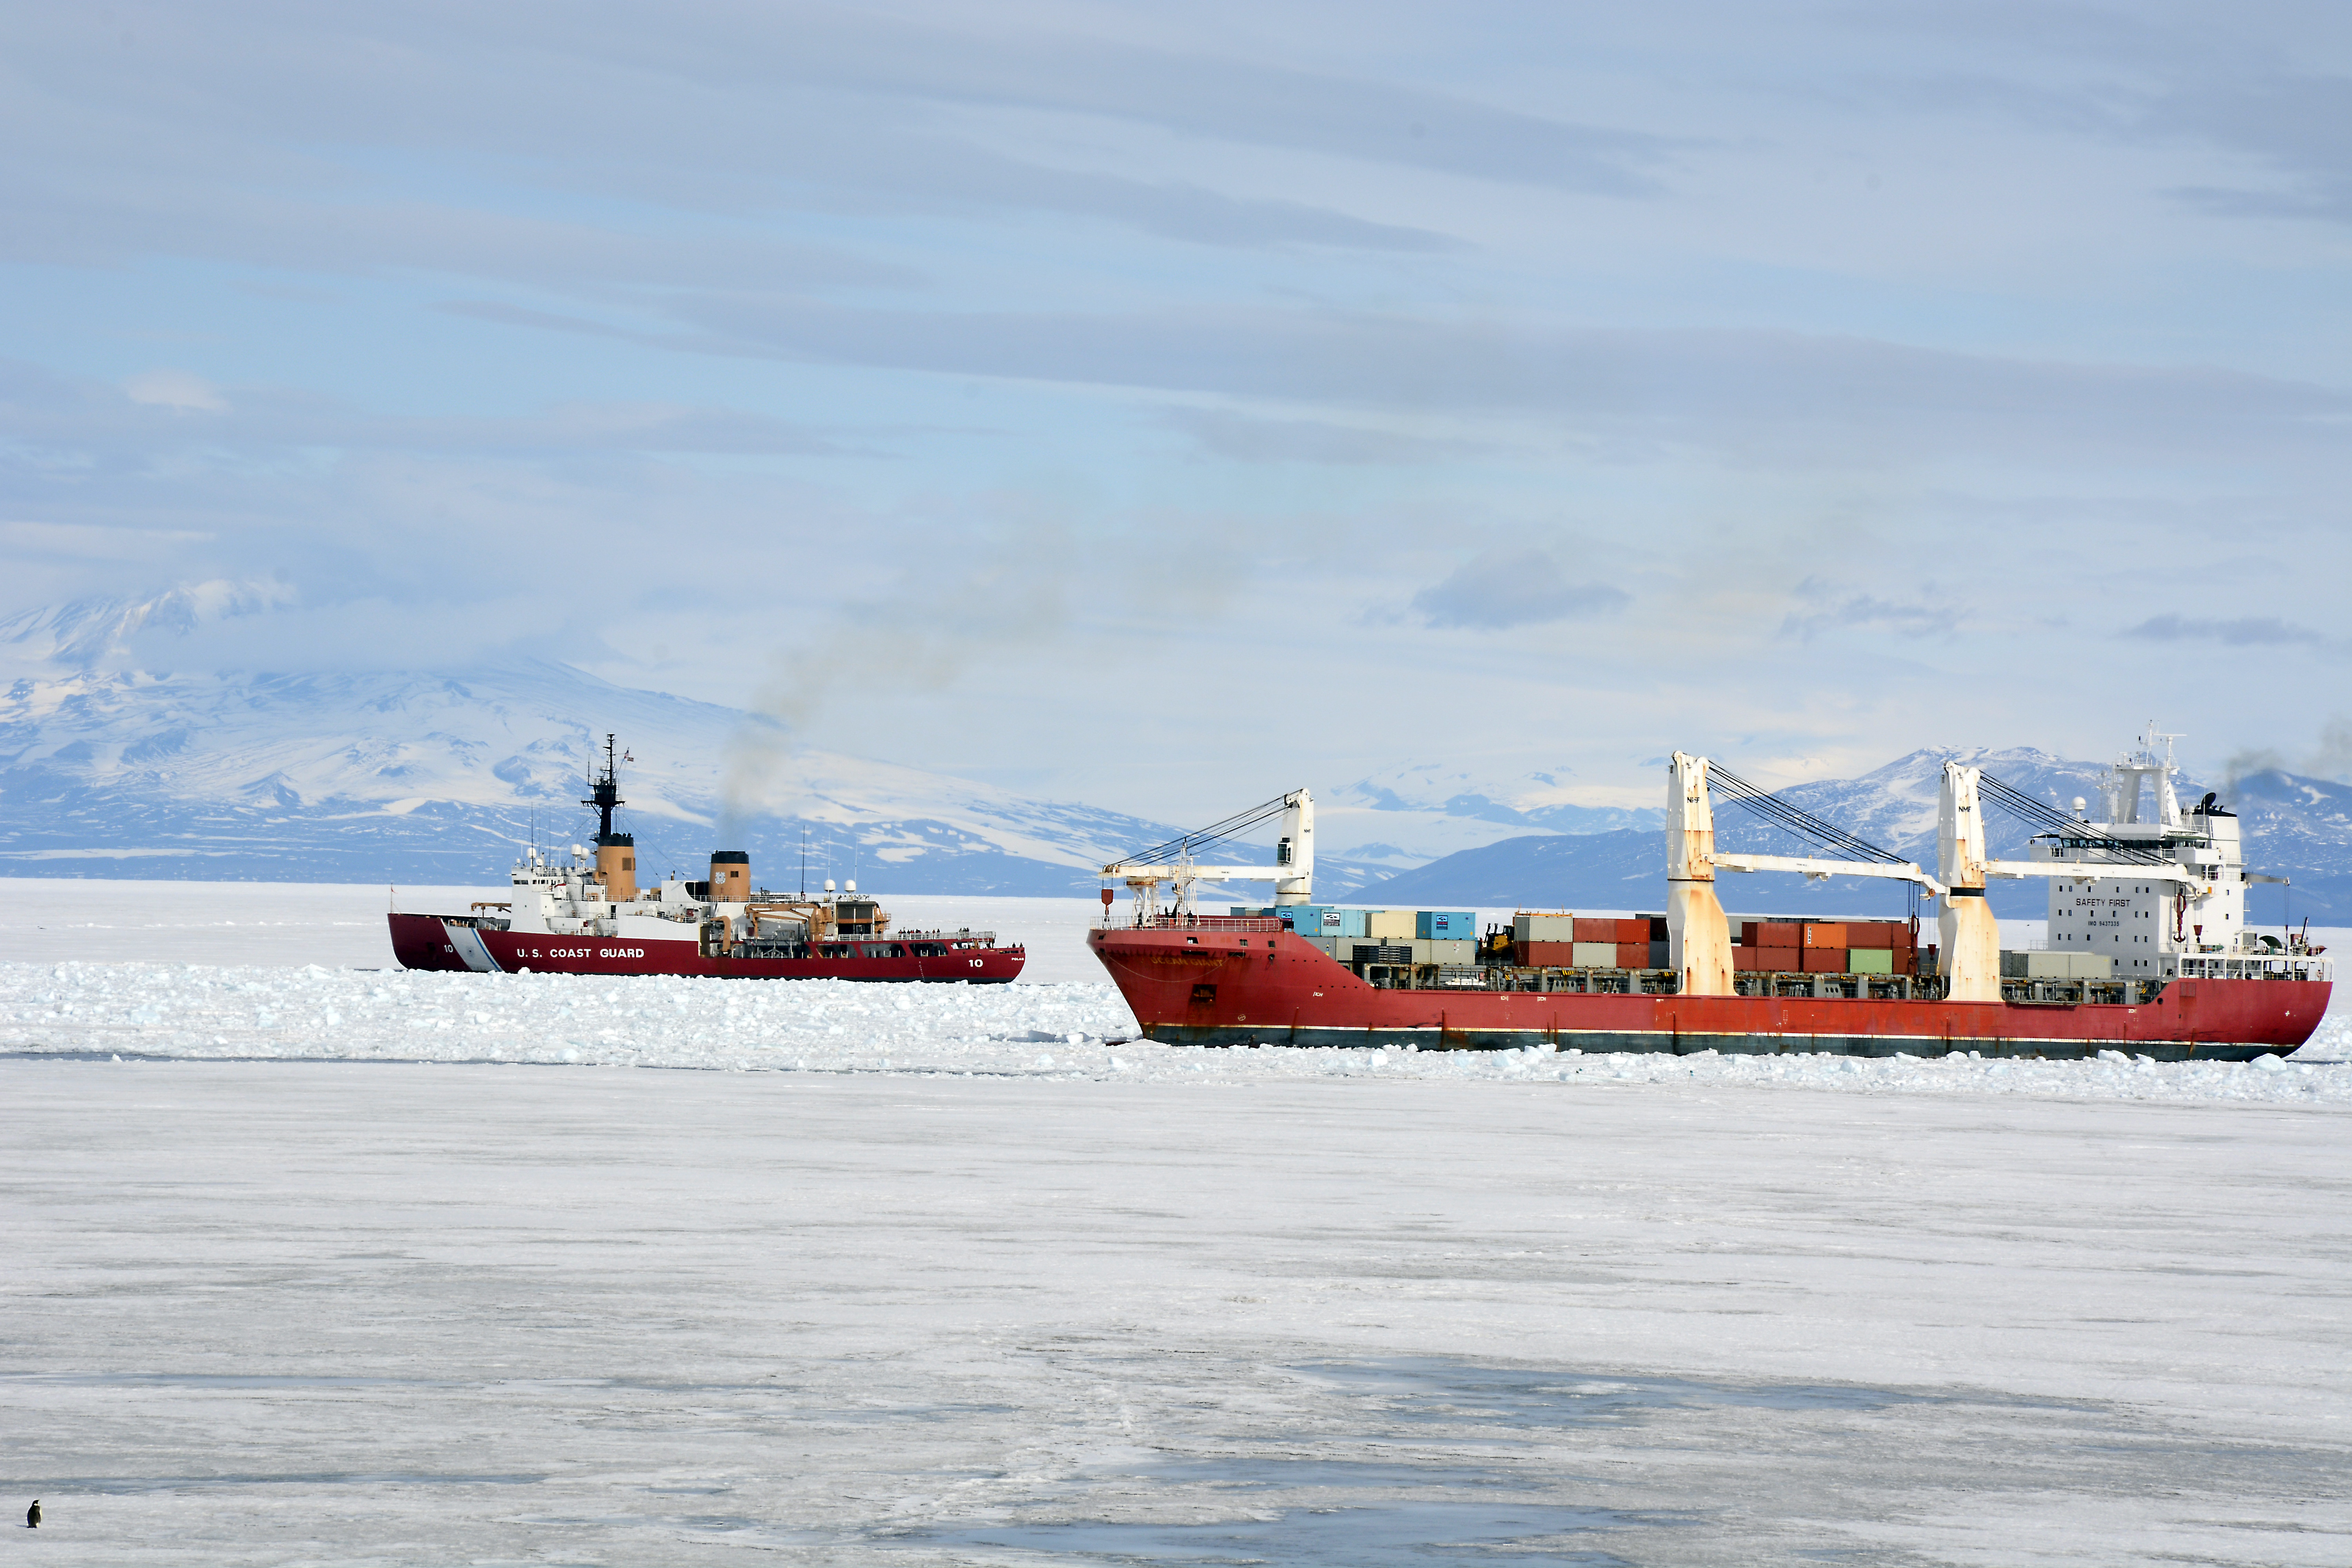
<box><xmin>24</xmin><ymin>1499</ymin><xmax>37</xmax><ymax>1528</ymax></box>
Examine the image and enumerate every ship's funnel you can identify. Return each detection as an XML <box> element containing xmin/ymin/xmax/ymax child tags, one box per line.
<box><xmin>1937</xmin><ymin>762</ymin><xmax>1999</xmax><ymax>1002</ymax></box>
<box><xmin>596</xmin><ymin>834</ymin><xmax>637</xmax><ymax>902</ymax></box>
<box><xmin>710</xmin><ymin>849</ymin><xmax>751</xmax><ymax>905</ymax></box>
<box><xmin>1664</xmin><ymin>752</ymin><xmax>1733</xmax><ymax>996</ymax></box>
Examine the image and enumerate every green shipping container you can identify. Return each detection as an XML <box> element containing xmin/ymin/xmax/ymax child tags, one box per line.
<box><xmin>1847</xmin><ymin>948</ymin><xmax>1895</xmax><ymax>975</ymax></box>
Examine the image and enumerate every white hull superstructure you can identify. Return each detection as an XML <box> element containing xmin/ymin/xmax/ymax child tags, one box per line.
<box><xmin>2031</xmin><ymin>726</ymin><xmax>2326</xmax><ymax>983</ymax></box>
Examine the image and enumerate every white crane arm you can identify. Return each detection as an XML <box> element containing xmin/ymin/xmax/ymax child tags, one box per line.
<box><xmin>1711</xmin><ymin>852</ymin><xmax>1947</xmax><ymax>898</ymax></box>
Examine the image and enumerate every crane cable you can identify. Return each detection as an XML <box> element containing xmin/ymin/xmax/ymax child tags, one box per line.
<box><xmin>1705</xmin><ymin>764</ymin><xmax>1909</xmax><ymax>864</ymax></box>
<box><xmin>1111</xmin><ymin>793</ymin><xmax>1294</xmax><ymax>868</ymax></box>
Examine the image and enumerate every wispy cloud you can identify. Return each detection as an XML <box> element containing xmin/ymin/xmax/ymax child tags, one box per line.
<box><xmin>1410</xmin><ymin>548</ymin><xmax>1628</xmax><ymax>630</ymax></box>
<box><xmin>123</xmin><ymin>368</ymin><xmax>227</xmax><ymax>413</ymax></box>
<box><xmin>2125</xmin><ymin>613</ymin><xmax>2323</xmax><ymax>646</ymax></box>
<box><xmin>1781</xmin><ymin>581</ymin><xmax>1965</xmax><ymax>642</ymax></box>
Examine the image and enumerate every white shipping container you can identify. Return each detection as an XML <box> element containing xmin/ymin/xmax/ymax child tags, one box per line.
<box><xmin>1411</xmin><ymin>938</ymin><xmax>1476</xmax><ymax>965</ymax></box>
<box><xmin>1571</xmin><ymin>941</ymin><xmax>1618</xmax><ymax>968</ymax></box>
<box><xmin>2024</xmin><ymin>951</ymin><xmax>2114</xmax><ymax>979</ymax></box>
<box><xmin>1365</xmin><ymin>909</ymin><xmax>1417</xmax><ymax>940</ymax></box>
<box><xmin>1514</xmin><ymin>913</ymin><xmax>1576</xmax><ymax>943</ymax></box>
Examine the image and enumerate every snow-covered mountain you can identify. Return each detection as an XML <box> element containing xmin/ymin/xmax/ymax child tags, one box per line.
<box><xmin>0</xmin><ymin>592</ymin><xmax>1418</xmax><ymax>894</ymax></box>
<box><xmin>7</xmin><ymin>590</ymin><xmax>2345</xmax><ymax>915</ymax></box>
<box><xmin>1362</xmin><ymin>747</ymin><xmax>2352</xmax><ymax>921</ymax></box>
<box><xmin>1314</xmin><ymin>760</ymin><xmax>1663</xmax><ymax>871</ymax></box>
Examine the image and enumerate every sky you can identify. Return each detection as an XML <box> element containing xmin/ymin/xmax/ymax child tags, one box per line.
<box><xmin>3</xmin><ymin>0</ymin><xmax>2348</xmax><ymax>821</ymax></box>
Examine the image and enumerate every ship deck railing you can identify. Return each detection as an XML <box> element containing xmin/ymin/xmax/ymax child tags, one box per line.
<box><xmin>1120</xmin><ymin>915</ymin><xmax>1286</xmax><ymax>933</ymax></box>
<box><xmin>2176</xmin><ymin>955</ymin><xmax>2331</xmax><ymax>981</ymax></box>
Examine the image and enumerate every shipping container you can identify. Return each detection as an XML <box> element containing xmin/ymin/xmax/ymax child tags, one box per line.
<box><xmin>1743</xmin><ymin>921</ymin><xmax>1800</xmax><ymax>948</ymax></box>
<box><xmin>1514</xmin><ymin>912</ymin><xmax>1576</xmax><ymax>943</ymax></box>
<box><xmin>1572</xmin><ymin>918</ymin><xmax>1616</xmax><ymax>944</ymax></box>
<box><xmin>1571</xmin><ymin>941</ymin><xmax>1619</xmax><ymax>968</ymax></box>
<box><xmin>1800</xmin><ymin>948</ymin><xmax>1848</xmax><ymax>973</ymax></box>
<box><xmin>1518</xmin><ymin>940</ymin><xmax>1575</xmax><ymax>966</ymax></box>
<box><xmin>1294</xmin><ymin>935</ymin><xmax>1340</xmax><ymax>959</ymax></box>
<box><xmin>1649</xmin><ymin>940</ymin><xmax>1668</xmax><ymax>968</ymax></box>
<box><xmin>1412</xmin><ymin>938</ymin><xmax>1477</xmax><ymax>965</ymax></box>
<box><xmin>1615</xmin><ymin>940</ymin><xmax>1651</xmax><ymax>968</ymax></box>
<box><xmin>1645</xmin><ymin>915</ymin><xmax>1668</xmax><ymax>941</ymax></box>
<box><xmin>1327</xmin><ymin>908</ymin><xmax>1367</xmax><ymax>938</ymax></box>
<box><xmin>1802</xmin><ymin>923</ymin><xmax>1848</xmax><ymax>949</ymax></box>
<box><xmin>1365</xmin><ymin>909</ymin><xmax>1416</xmax><ymax>940</ymax></box>
<box><xmin>2013</xmin><ymin>950</ymin><xmax>2114</xmax><ymax>979</ymax></box>
<box><xmin>1753</xmin><ymin>947</ymin><xmax>1801</xmax><ymax>971</ymax></box>
<box><xmin>1847</xmin><ymin>948</ymin><xmax>1895</xmax><ymax>975</ymax></box>
<box><xmin>1416</xmin><ymin>910</ymin><xmax>1476</xmax><ymax>940</ymax></box>
<box><xmin>1615</xmin><ymin>918</ymin><xmax>1650</xmax><ymax>943</ymax></box>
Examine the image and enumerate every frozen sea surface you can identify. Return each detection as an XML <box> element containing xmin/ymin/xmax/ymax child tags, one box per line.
<box><xmin>3</xmin><ymin>881</ymin><xmax>2348</xmax><ymax>1564</ymax></box>
<box><xmin>8</xmin><ymin>1063</ymin><xmax>2350</xmax><ymax>1566</ymax></box>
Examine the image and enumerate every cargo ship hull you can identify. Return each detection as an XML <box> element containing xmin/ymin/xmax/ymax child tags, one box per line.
<box><xmin>1087</xmin><ymin>927</ymin><xmax>2327</xmax><ymax>1060</ymax></box>
<box><xmin>392</xmin><ymin>912</ymin><xmax>1024</xmax><ymax>982</ymax></box>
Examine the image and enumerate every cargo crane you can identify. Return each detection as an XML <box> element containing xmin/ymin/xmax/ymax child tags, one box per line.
<box><xmin>1101</xmin><ymin>789</ymin><xmax>1313</xmax><ymax>926</ymax></box>
<box><xmin>1664</xmin><ymin>752</ymin><xmax>1945</xmax><ymax>997</ymax></box>
<box><xmin>1670</xmin><ymin>731</ymin><xmax>2227</xmax><ymax>1002</ymax></box>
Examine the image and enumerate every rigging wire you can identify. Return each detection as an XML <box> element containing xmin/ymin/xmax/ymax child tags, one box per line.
<box><xmin>1111</xmin><ymin>793</ymin><xmax>1294</xmax><ymax>867</ymax></box>
<box><xmin>1977</xmin><ymin>771</ymin><xmax>2164</xmax><ymax>865</ymax></box>
<box><xmin>1704</xmin><ymin>764</ymin><xmax>1908</xmax><ymax>864</ymax></box>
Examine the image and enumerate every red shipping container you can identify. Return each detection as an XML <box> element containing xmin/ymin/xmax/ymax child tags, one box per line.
<box><xmin>1573</xmin><ymin>918</ymin><xmax>1616</xmax><ymax>944</ymax></box>
<box><xmin>1849</xmin><ymin>922</ymin><xmax>1907</xmax><ymax>947</ymax></box>
<box><xmin>1753</xmin><ymin>947</ymin><xmax>1800</xmax><ymax>971</ymax></box>
<box><xmin>1615</xmin><ymin>941</ymin><xmax>1651</xmax><ymax>968</ymax></box>
<box><xmin>1518</xmin><ymin>941</ymin><xmax>1574</xmax><ymax>966</ymax></box>
<box><xmin>1802</xmin><ymin>923</ymin><xmax>1848</xmax><ymax>949</ymax></box>
<box><xmin>1744</xmin><ymin>921</ymin><xmax>1799</xmax><ymax>947</ymax></box>
<box><xmin>1800</xmin><ymin>948</ymin><xmax>1848</xmax><ymax>973</ymax></box>
<box><xmin>1617</xmin><ymin>918</ymin><xmax>1653</xmax><ymax>943</ymax></box>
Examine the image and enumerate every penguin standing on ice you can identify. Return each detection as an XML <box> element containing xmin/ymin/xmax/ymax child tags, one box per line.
<box><xmin>24</xmin><ymin>1499</ymin><xmax>38</xmax><ymax>1528</ymax></box>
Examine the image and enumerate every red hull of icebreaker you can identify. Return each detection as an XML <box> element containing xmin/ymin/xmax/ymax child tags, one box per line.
<box><xmin>389</xmin><ymin>911</ymin><xmax>1024</xmax><ymax>982</ymax></box>
<box><xmin>1087</xmin><ymin>926</ymin><xmax>2325</xmax><ymax>1060</ymax></box>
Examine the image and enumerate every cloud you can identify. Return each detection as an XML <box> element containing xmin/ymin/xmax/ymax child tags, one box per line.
<box><xmin>539</xmin><ymin>298</ymin><xmax>2352</xmax><ymax>466</ymax></box>
<box><xmin>1782</xmin><ymin>582</ymin><xmax>1965</xmax><ymax>642</ymax></box>
<box><xmin>2124</xmin><ymin>613</ymin><xmax>2323</xmax><ymax>646</ymax></box>
<box><xmin>123</xmin><ymin>369</ymin><xmax>227</xmax><ymax>413</ymax></box>
<box><xmin>1410</xmin><ymin>548</ymin><xmax>1628</xmax><ymax>630</ymax></box>
<box><xmin>1164</xmin><ymin>407</ymin><xmax>1491</xmax><ymax>465</ymax></box>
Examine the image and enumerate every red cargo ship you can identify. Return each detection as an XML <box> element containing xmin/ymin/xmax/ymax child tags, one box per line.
<box><xmin>1089</xmin><ymin>739</ymin><xmax>2330</xmax><ymax>1059</ymax></box>
<box><xmin>388</xmin><ymin>737</ymin><xmax>1024</xmax><ymax>983</ymax></box>
<box><xmin>1085</xmin><ymin>918</ymin><xmax>2324</xmax><ymax>1059</ymax></box>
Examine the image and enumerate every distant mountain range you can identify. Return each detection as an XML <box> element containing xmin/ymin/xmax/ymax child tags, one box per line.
<box><xmin>1359</xmin><ymin>748</ymin><xmax>2352</xmax><ymax>923</ymax></box>
<box><xmin>5</xmin><ymin>589</ymin><xmax>2347</xmax><ymax>918</ymax></box>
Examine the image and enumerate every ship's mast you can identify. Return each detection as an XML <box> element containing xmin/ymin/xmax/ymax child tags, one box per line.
<box><xmin>582</xmin><ymin>733</ymin><xmax>624</xmax><ymax>841</ymax></box>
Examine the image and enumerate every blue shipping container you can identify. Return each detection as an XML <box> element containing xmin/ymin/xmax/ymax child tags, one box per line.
<box><xmin>1330</xmin><ymin>908</ymin><xmax>1368</xmax><ymax>938</ymax></box>
<box><xmin>1417</xmin><ymin>910</ymin><xmax>1476</xmax><ymax>939</ymax></box>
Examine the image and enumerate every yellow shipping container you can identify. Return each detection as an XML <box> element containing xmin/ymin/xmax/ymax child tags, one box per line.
<box><xmin>1365</xmin><ymin>909</ymin><xmax>1417</xmax><ymax>940</ymax></box>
